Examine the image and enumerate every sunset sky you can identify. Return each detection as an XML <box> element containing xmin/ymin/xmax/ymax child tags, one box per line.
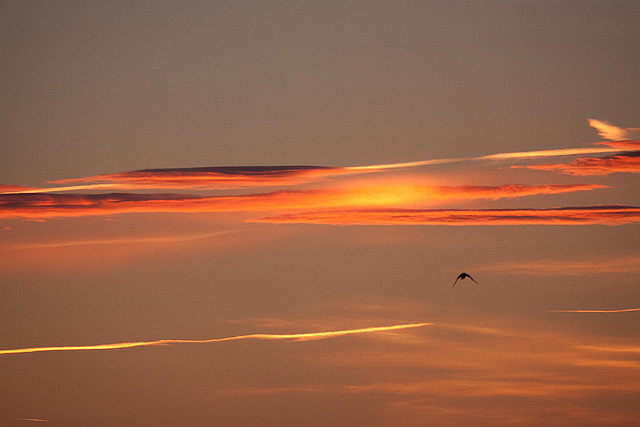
<box><xmin>1</xmin><ymin>2</ymin><xmax>639</xmax><ymax>425</ymax></box>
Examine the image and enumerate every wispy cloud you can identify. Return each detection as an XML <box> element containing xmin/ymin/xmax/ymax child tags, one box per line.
<box><xmin>253</xmin><ymin>206</ymin><xmax>640</xmax><ymax>226</ymax></box>
<box><xmin>548</xmin><ymin>308</ymin><xmax>640</xmax><ymax>313</ymax></box>
<box><xmin>0</xmin><ymin>323</ymin><xmax>431</xmax><ymax>356</ymax></box>
<box><xmin>5</xmin><ymin>230</ymin><xmax>243</xmax><ymax>249</ymax></box>
<box><xmin>589</xmin><ymin>119</ymin><xmax>640</xmax><ymax>141</ymax></box>
<box><xmin>0</xmin><ymin>184</ymin><xmax>601</xmax><ymax>219</ymax></box>
<box><xmin>577</xmin><ymin>344</ymin><xmax>640</xmax><ymax>353</ymax></box>
<box><xmin>476</xmin><ymin>255</ymin><xmax>640</xmax><ymax>275</ymax></box>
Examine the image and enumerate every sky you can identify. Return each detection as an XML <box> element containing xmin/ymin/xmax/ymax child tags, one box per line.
<box><xmin>1</xmin><ymin>1</ymin><xmax>639</xmax><ymax>425</ymax></box>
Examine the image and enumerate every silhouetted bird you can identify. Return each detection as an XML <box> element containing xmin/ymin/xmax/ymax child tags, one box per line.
<box><xmin>453</xmin><ymin>272</ymin><xmax>478</xmax><ymax>288</ymax></box>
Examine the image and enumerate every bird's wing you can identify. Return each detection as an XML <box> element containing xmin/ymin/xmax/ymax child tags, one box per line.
<box><xmin>452</xmin><ymin>277</ymin><xmax>461</xmax><ymax>288</ymax></box>
<box><xmin>468</xmin><ymin>275</ymin><xmax>479</xmax><ymax>285</ymax></box>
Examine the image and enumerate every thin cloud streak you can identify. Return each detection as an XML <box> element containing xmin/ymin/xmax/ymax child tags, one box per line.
<box><xmin>476</xmin><ymin>255</ymin><xmax>640</xmax><ymax>275</ymax></box>
<box><xmin>0</xmin><ymin>184</ymin><xmax>601</xmax><ymax>219</ymax></box>
<box><xmin>6</xmin><ymin>230</ymin><xmax>243</xmax><ymax>250</ymax></box>
<box><xmin>0</xmin><ymin>323</ymin><xmax>431</xmax><ymax>356</ymax></box>
<box><xmin>578</xmin><ymin>345</ymin><xmax>640</xmax><ymax>353</ymax></box>
<box><xmin>548</xmin><ymin>308</ymin><xmax>640</xmax><ymax>313</ymax></box>
<box><xmin>253</xmin><ymin>206</ymin><xmax>640</xmax><ymax>226</ymax></box>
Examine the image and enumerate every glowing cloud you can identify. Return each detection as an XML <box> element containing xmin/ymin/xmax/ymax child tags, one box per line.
<box><xmin>0</xmin><ymin>184</ymin><xmax>601</xmax><ymax>219</ymax></box>
<box><xmin>589</xmin><ymin>119</ymin><xmax>640</xmax><ymax>141</ymax></box>
<box><xmin>0</xmin><ymin>323</ymin><xmax>431</xmax><ymax>356</ymax></box>
<box><xmin>253</xmin><ymin>206</ymin><xmax>640</xmax><ymax>226</ymax></box>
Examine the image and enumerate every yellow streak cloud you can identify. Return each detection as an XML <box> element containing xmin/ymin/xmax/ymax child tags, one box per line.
<box><xmin>0</xmin><ymin>323</ymin><xmax>431</xmax><ymax>356</ymax></box>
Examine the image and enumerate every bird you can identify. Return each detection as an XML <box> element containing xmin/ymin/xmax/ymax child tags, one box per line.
<box><xmin>453</xmin><ymin>272</ymin><xmax>478</xmax><ymax>288</ymax></box>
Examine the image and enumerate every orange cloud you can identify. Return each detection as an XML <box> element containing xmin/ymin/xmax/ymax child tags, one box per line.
<box><xmin>253</xmin><ymin>206</ymin><xmax>640</xmax><ymax>226</ymax></box>
<box><xmin>0</xmin><ymin>184</ymin><xmax>601</xmax><ymax>219</ymax></box>
<box><xmin>518</xmin><ymin>153</ymin><xmax>640</xmax><ymax>176</ymax></box>
<box><xmin>0</xmin><ymin>323</ymin><xmax>431</xmax><ymax>356</ymax></box>
<box><xmin>599</xmin><ymin>140</ymin><xmax>640</xmax><ymax>150</ymax></box>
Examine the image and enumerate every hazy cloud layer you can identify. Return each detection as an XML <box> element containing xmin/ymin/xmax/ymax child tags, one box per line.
<box><xmin>209</xmin><ymin>310</ymin><xmax>640</xmax><ymax>425</ymax></box>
